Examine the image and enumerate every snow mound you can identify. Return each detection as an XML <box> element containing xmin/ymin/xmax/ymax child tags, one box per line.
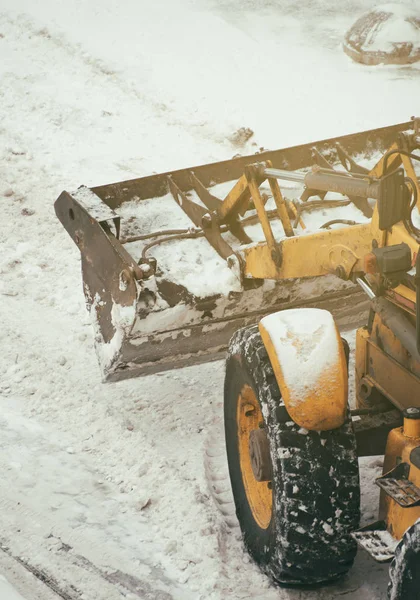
<box><xmin>0</xmin><ymin>575</ymin><xmax>26</xmax><ymax>600</ymax></box>
<box><xmin>343</xmin><ymin>3</ymin><xmax>420</xmax><ymax>65</ymax></box>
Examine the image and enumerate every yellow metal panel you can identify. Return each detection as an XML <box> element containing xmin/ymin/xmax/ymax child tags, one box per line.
<box><xmin>370</xmin><ymin>313</ymin><xmax>411</xmax><ymax>371</ymax></box>
<box><xmin>394</xmin><ymin>285</ymin><xmax>416</xmax><ymax>305</ymax></box>
<box><xmin>239</xmin><ymin>209</ymin><xmax>418</xmax><ymax>284</ymax></box>
<box><xmin>359</xmin><ymin>336</ymin><xmax>420</xmax><ymax>411</ymax></box>
<box><xmin>386</xmin><ymin>285</ymin><xmax>416</xmax><ymax>315</ymax></box>
<box><xmin>371</xmin><ymin>312</ymin><xmax>420</xmax><ymax>379</ymax></box>
<box><xmin>369</xmin><ymin>142</ymin><xmax>401</xmax><ymax>178</ymax></box>
<box><xmin>381</xmin><ymin>428</ymin><xmax>420</xmax><ymax>540</ymax></box>
<box><xmin>258</xmin><ymin>311</ymin><xmax>347</xmax><ymax>431</ymax></box>
<box><xmin>355</xmin><ymin>327</ymin><xmax>369</xmax><ymax>409</ymax></box>
<box><xmin>267</xmin><ymin>177</ymin><xmax>294</xmax><ymax>238</ymax></box>
<box><xmin>404</xmin><ymin>416</ymin><xmax>420</xmax><ymax>438</ymax></box>
<box><xmin>387</xmin><ymin>222</ymin><xmax>420</xmax><ymax>254</ymax></box>
<box><xmin>242</xmin><ymin>223</ymin><xmax>371</xmax><ymax>280</ymax></box>
<box><xmin>246</xmin><ymin>173</ymin><xmax>278</xmax><ymax>256</ymax></box>
<box><xmin>218</xmin><ymin>174</ymin><xmax>249</xmax><ymax>221</ymax></box>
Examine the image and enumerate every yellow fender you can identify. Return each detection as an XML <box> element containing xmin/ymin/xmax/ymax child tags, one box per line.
<box><xmin>258</xmin><ymin>308</ymin><xmax>348</xmax><ymax>431</ymax></box>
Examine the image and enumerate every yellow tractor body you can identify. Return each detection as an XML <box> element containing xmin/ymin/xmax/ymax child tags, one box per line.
<box><xmin>56</xmin><ymin>116</ymin><xmax>420</xmax><ymax>596</ymax></box>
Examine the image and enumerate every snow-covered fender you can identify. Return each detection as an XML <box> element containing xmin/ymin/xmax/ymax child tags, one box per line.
<box><xmin>258</xmin><ymin>308</ymin><xmax>348</xmax><ymax>431</ymax></box>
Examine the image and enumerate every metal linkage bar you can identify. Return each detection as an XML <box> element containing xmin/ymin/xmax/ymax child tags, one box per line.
<box><xmin>264</xmin><ymin>167</ymin><xmax>380</xmax><ymax>199</ymax></box>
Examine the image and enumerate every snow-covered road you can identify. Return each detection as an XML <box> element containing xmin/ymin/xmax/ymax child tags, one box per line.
<box><xmin>0</xmin><ymin>0</ymin><xmax>419</xmax><ymax>598</ymax></box>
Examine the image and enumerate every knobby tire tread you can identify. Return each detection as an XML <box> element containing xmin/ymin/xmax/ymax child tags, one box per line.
<box><xmin>225</xmin><ymin>325</ymin><xmax>360</xmax><ymax>585</ymax></box>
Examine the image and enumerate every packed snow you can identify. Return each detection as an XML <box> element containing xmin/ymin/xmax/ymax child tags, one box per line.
<box><xmin>260</xmin><ymin>308</ymin><xmax>340</xmax><ymax>406</ymax></box>
<box><xmin>0</xmin><ymin>0</ymin><xmax>418</xmax><ymax>598</ymax></box>
<box><xmin>0</xmin><ymin>576</ymin><xmax>27</xmax><ymax>600</ymax></box>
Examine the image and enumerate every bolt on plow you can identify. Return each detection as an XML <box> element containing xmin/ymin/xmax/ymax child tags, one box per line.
<box><xmin>56</xmin><ymin>117</ymin><xmax>420</xmax><ymax>597</ymax></box>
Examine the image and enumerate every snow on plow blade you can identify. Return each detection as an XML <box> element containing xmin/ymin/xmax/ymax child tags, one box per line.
<box><xmin>55</xmin><ymin>120</ymin><xmax>415</xmax><ymax>381</ymax></box>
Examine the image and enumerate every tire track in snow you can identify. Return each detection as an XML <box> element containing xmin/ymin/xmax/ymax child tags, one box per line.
<box><xmin>203</xmin><ymin>408</ymin><xmax>282</xmax><ymax>599</ymax></box>
<box><xmin>204</xmin><ymin>417</ymin><xmax>238</xmax><ymax>530</ymax></box>
<box><xmin>0</xmin><ymin>415</ymin><xmax>193</xmax><ymax>600</ymax></box>
<box><xmin>0</xmin><ymin>291</ymin><xmax>225</xmax><ymax>598</ymax></box>
<box><xmin>0</xmin><ymin>23</ymin><xmax>158</xmax><ymax>182</ymax></box>
<box><xmin>0</xmin><ymin>546</ymin><xmax>80</xmax><ymax>600</ymax></box>
<box><xmin>0</xmin><ymin>12</ymin><xmax>237</xmax><ymax>159</ymax></box>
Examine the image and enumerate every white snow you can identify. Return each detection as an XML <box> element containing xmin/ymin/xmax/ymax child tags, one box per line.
<box><xmin>0</xmin><ymin>0</ymin><xmax>415</xmax><ymax>597</ymax></box>
<box><xmin>359</xmin><ymin>3</ymin><xmax>420</xmax><ymax>52</ymax></box>
<box><xmin>0</xmin><ymin>576</ymin><xmax>27</xmax><ymax>600</ymax></box>
<box><xmin>322</xmin><ymin>522</ymin><xmax>335</xmax><ymax>536</ymax></box>
<box><xmin>92</xmin><ymin>295</ymin><xmax>137</xmax><ymax>373</ymax></box>
<box><xmin>260</xmin><ymin>308</ymin><xmax>339</xmax><ymax>405</ymax></box>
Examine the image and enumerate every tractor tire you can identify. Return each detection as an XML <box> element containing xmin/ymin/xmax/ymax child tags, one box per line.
<box><xmin>388</xmin><ymin>519</ymin><xmax>420</xmax><ymax>599</ymax></box>
<box><xmin>224</xmin><ymin>324</ymin><xmax>360</xmax><ymax>585</ymax></box>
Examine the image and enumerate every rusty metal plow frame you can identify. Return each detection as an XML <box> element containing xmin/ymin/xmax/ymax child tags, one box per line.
<box><xmin>53</xmin><ymin>118</ymin><xmax>420</xmax><ymax>380</ymax></box>
<box><xmin>166</xmin><ymin>161</ymin><xmax>295</xmax><ymax>268</ymax></box>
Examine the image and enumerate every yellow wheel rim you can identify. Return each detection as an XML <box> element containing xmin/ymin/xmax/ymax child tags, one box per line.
<box><xmin>237</xmin><ymin>384</ymin><xmax>273</xmax><ymax>529</ymax></box>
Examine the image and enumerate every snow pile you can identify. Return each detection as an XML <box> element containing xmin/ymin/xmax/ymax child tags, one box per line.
<box><xmin>260</xmin><ymin>308</ymin><xmax>339</xmax><ymax>405</ymax></box>
<box><xmin>344</xmin><ymin>3</ymin><xmax>420</xmax><ymax>65</ymax></box>
<box><xmin>0</xmin><ymin>576</ymin><xmax>27</xmax><ymax>600</ymax></box>
<box><xmin>90</xmin><ymin>293</ymin><xmax>137</xmax><ymax>373</ymax></box>
<box><xmin>119</xmin><ymin>192</ymin><xmax>242</xmax><ymax>299</ymax></box>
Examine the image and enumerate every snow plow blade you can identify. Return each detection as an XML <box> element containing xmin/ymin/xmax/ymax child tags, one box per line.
<box><xmin>55</xmin><ymin>119</ymin><xmax>416</xmax><ymax>381</ymax></box>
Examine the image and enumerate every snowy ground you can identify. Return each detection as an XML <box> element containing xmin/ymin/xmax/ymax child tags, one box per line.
<box><xmin>0</xmin><ymin>0</ymin><xmax>419</xmax><ymax>598</ymax></box>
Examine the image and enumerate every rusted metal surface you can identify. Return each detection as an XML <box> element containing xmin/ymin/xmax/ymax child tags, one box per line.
<box><xmin>106</xmin><ymin>287</ymin><xmax>369</xmax><ymax>381</ymax></box>
<box><xmin>55</xmin><ymin>190</ymin><xmax>145</xmax><ymax>347</ymax></box>
<box><xmin>249</xmin><ymin>428</ymin><xmax>272</xmax><ymax>482</ymax></box>
<box><xmin>362</xmin><ymin>343</ymin><xmax>420</xmax><ymax>412</ymax></box>
<box><xmin>167</xmin><ymin>176</ymin><xmax>235</xmax><ymax>260</ymax></box>
<box><xmin>71</xmin><ymin>186</ymin><xmax>121</xmax><ymax>236</ymax></box>
<box><xmin>190</xmin><ymin>171</ymin><xmax>252</xmax><ymax>244</ymax></box>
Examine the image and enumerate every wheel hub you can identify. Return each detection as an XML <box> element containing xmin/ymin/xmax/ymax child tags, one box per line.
<box><xmin>249</xmin><ymin>428</ymin><xmax>272</xmax><ymax>482</ymax></box>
